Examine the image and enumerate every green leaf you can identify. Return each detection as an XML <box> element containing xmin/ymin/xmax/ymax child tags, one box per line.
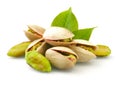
<box><xmin>73</xmin><ymin>27</ymin><xmax>95</xmax><ymax>40</ymax></box>
<box><xmin>51</xmin><ymin>7</ymin><xmax>78</xmax><ymax>32</ymax></box>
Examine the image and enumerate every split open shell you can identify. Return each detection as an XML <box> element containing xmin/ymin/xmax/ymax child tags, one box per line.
<box><xmin>26</xmin><ymin>38</ymin><xmax>50</xmax><ymax>55</ymax></box>
<box><xmin>43</xmin><ymin>27</ymin><xmax>74</xmax><ymax>46</ymax></box>
<box><xmin>71</xmin><ymin>39</ymin><xmax>97</xmax><ymax>49</ymax></box>
<box><xmin>24</xmin><ymin>25</ymin><xmax>45</xmax><ymax>41</ymax></box>
<box><xmin>69</xmin><ymin>39</ymin><xmax>97</xmax><ymax>62</ymax></box>
<box><xmin>69</xmin><ymin>45</ymin><xmax>96</xmax><ymax>62</ymax></box>
<box><xmin>45</xmin><ymin>46</ymin><xmax>78</xmax><ymax>70</ymax></box>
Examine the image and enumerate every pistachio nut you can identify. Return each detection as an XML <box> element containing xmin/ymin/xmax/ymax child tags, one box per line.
<box><xmin>45</xmin><ymin>46</ymin><xmax>78</xmax><ymax>70</ymax></box>
<box><xmin>71</xmin><ymin>39</ymin><xmax>97</xmax><ymax>49</ymax></box>
<box><xmin>69</xmin><ymin>39</ymin><xmax>97</xmax><ymax>62</ymax></box>
<box><xmin>69</xmin><ymin>45</ymin><xmax>96</xmax><ymax>62</ymax></box>
<box><xmin>26</xmin><ymin>38</ymin><xmax>51</xmax><ymax>55</ymax></box>
<box><xmin>92</xmin><ymin>45</ymin><xmax>111</xmax><ymax>56</ymax></box>
<box><xmin>7</xmin><ymin>41</ymin><xmax>31</xmax><ymax>57</ymax></box>
<box><xmin>24</xmin><ymin>25</ymin><xmax>45</xmax><ymax>41</ymax></box>
<box><xmin>25</xmin><ymin>51</ymin><xmax>51</xmax><ymax>72</ymax></box>
<box><xmin>43</xmin><ymin>27</ymin><xmax>74</xmax><ymax>46</ymax></box>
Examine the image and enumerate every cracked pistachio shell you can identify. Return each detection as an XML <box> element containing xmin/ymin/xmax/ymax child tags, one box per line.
<box><xmin>44</xmin><ymin>38</ymin><xmax>72</xmax><ymax>46</ymax></box>
<box><xmin>7</xmin><ymin>41</ymin><xmax>31</xmax><ymax>57</ymax></box>
<box><xmin>71</xmin><ymin>39</ymin><xmax>97</xmax><ymax>50</ymax></box>
<box><xmin>26</xmin><ymin>38</ymin><xmax>51</xmax><ymax>55</ymax></box>
<box><xmin>92</xmin><ymin>45</ymin><xmax>111</xmax><ymax>57</ymax></box>
<box><xmin>69</xmin><ymin>45</ymin><xmax>96</xmax><ymax>62</ymax></box>
<box><xmin>43</xmin><ymin>27</ymin><xmax>74</xmax><ymax>46</ymax></box>
<box><xmin>25</xmin><ymin>51</ymin><xmax>51</xmax><ymax>72</ymax></box>
<box><xmin>45</xmin><ymin>46</ymin><xmax>77</xmax><ymax>70</ymax></box>
<box><xmin>24</xmin><ymin>25</ymin><xmax>45</xmax><ymax>41</ymax></box>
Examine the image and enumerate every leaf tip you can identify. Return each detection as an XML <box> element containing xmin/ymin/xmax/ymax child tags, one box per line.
<box><xmin>69</xmin><ymin>7</ymin><xmax>72</xmax><ymax>11</ymax></box>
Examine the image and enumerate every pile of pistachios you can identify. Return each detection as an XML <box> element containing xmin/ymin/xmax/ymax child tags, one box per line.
<box><xmin>7</xmin><ymin>25</ymin><xmax>111</xmax><ymax>72</ymax></box>
<box><xmin>7</xmin><ymin>8</ymin><xmax>111</xmax><ymax>72</ymax></box>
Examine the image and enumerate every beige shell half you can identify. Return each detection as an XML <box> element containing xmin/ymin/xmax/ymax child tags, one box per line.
<box><xmin>24</xmin><ymin>25</ymin><xmax>45</xmax><ymax>41</ymax></box>
<box><xmin>26</xmin><ymin>38</ymin><xmax>50</xmax><ymax>55</ymax></box>
<box><xmin>24</xmin><ymin>31</ymin><xmax>42</xmax><ymax>41</ymax></box>
<box><xmin>43</xmin><ymin>27</ymin><xmax>74</xmax><ymax>40</ymax></box>
<box><xmin>45</xmin><ymin>46</ymin><xmax>77</xmax><ymax>69</ymax></box>
<box><xmin>43</xmin><ymin>27</ymin><xmax>74</xmax><ymax>46</ymax></box>
<box><xmin>28</xmin><ymin>25</ymin><xmax>45</xmax><ymax>34</ymax></box>
<box><xmin>50</xmin><ymin>46</ymin><xmax>78</xmax><ymax>58</ymax></box>
<box><xmin>69</xmin><ymin>45</ymin><xmax>96</xmax><ymax>62</ymax></box>
<box><xmin>44</xmin><ymin>39</ymin><xmax>72</xmax><ymax>46</ymax></box>
<box><xmin>71</xmin><ymin>39</ymin><xmax>97</xmax><ymax>49</ymax></box>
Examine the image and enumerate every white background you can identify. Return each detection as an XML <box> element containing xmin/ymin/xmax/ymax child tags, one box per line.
<box><xmin>0</xmin><ymin>0</ymin><xmax>119</xmax><ymax>91</ymax></box>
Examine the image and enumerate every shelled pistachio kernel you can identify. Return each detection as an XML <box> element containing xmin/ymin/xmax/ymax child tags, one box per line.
<box><xmin>92</xmin><ymin>45</ymin><xmax>111</xmax><ymax>57</ymax></box>
<box><xmin>25</xmin><ymin>51</ymin><xmax>51</xmax><ymax>72</ymax></box>
<box><xmin>7</xmin><ymin>41</ymin><xmax>31</xmax><ymax>57</ymax></box>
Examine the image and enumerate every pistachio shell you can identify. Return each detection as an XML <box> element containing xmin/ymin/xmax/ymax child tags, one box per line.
<box><xmin>44</xmin><ymin>39</ymin><xmax>72</xmax><ymax>46</ymax></box>
<box><xmin>43</xmin><ymin>27</ymin><xmax>74</xmax><ymax>40</ymax></box>
<box><xmin>24</xmin><ymin>25</ymin><xmax>45</xmax><ymax>41</ymax></box>
<box><xmin>43</xmin><ymin>27</ymin><xmax>74</xmax><ymax>46</ymax></box>
<box><xmin>25</xmin><ymin>51</ymin><xmax>51</xmax><ymax>72</ymax></box>
<box><xmin>71</xmin><ymin>39</ymin><xmax>97</xmax><ymax>50</ymax></box>
<box><xmin>50</xmin><ymin>46</ymin><xmax>78</xmax><ymax>58</ymax></box>
<box><xmin>28</xmin><ymin>25</ymin><xmax>45</xmax><ymax>34</ymax></box>
<box><xmin>45</xmin><ymin>46</ymin><xmax>77</xmax><ymax>69</ymax></box>
<box><xmin>7</xmin><ymin>41</ymin><xmax>31</xmax><ymax>57</ymax></box>
<box><xmin>24</xmin><ymin>31</ymin><xmax>42</xmax><ymax>41</ymax></box>
<box><xmin>26</xmin><ymin>38</ymin><xmax>50</xmax><ymax>55</ymax></box>
<box><xmin>69</xmin><ymin>45</ymin><xmax>96</xmax><ymax>62</ymax></box>
<box><xmin>36</xmin><ymin>42</ymin><xmax>51</xmax><ymax>55</ymax></box>
<box><xmin>26</xmin><ymin>38</ymin><xmax>44</xmax><ymax>51</ymax></box>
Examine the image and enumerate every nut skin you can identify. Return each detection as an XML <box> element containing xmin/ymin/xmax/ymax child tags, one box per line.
<box><xmin>92</xmin><ymin>45</ymin><xmax>111</xmax><ymax>57</ymax></box>
<box><xmin>7</xmin><ymin>41</ymin><xmax>31</xmax><ymax>57</ymax></box>
<box><xmin>43</xmin><ymin>27</ymin><xmax>74</xmax><ymax>46</ymax></box>
<box><xmin>45</xmin><ymin>46</ymin><xmax>77</xmax><ymax>70</ymax></box>
<box><xmin>24</xmin><ymin>25</ymin><xmax>45</xmax><ymax>41</ymax></box>
<box><xmin>25</xmin><ymin>51</ymin><xmax>51</xmax><ymax>72</ymax></box>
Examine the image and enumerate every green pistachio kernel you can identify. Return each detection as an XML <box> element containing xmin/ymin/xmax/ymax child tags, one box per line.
<box><xmin>29</xmin><ymin>42</ymin><xmax>42</xmax><ymax>51</ymax></box>
<box><xmin>25</xmin><ymin>51</ymin><xmax>51</xmax><ymax>72</ymax></box>
<box><xmin>67</xmin><ymin>55</ymin><xmax>77</xmax><ymax>63</ymax></box>
<box><xmin>80</xmin><ymin>45</ymin><xmax>94</xmax><ymax>52</ymax></box>
<box><xmin>28</xmin><ymin>29</ymin><xmax>36</xmax><ymax>34</ymax></box>
<box><xmin>63</xmin><ymin>38</ymin><xmax>72</xmax><ymax>42</ymax></box>
<box><xmin>93</xmin><ymin>45</ymin><xmax>111</xmax><ymax>57</ymax></box>
<box><xmin>7</xmin><ymin>41</ymin><xmax>31</xmax><ymax>57</ymax></box>
<box><xmin>79</xmin><ymin>45</ymin><xmax>111</xmax><ymax>57</ymax></box>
